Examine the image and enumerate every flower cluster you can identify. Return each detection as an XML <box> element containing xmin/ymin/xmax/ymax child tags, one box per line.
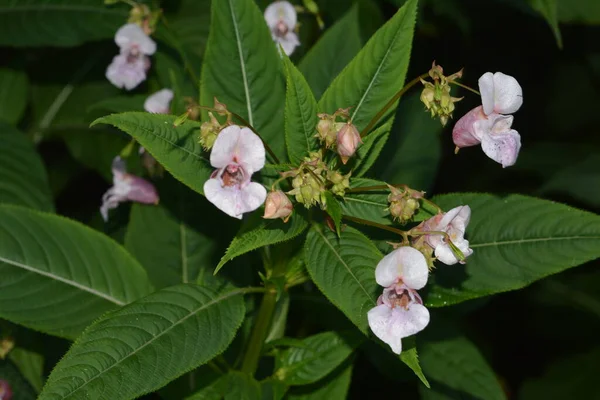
<box><xmin>420</xmin><ymin>62</ymin><xmax>464</xmax><ymax>126</ymax></box>
<box><xmin>316</xmin><ymin>108</ymin><xmax>362</xmax><ymax>164</ymax></box>
<box><xmin>264</xmin><ymin>1</ymin><xmax>300</xmax><ymax>56</ymax></box>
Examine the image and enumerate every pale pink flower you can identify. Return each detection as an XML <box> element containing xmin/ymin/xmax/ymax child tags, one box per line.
<box><xmin>204</xmin><ymin>125</ymin><xmax>267</xmax><ymax>219</ymax></box>
<box><xmin>144</xmin><ymin>89</ymin><xmax>173</xmax><ymax>114</ymax></box>
<box><xmin>106</xmin><ymin>24</ymin><xmax>156</xmax><ymax>90</ymax></box>
<box><xmin>419</xmin><ymin>205</ymin><xmax>473</xmax><ymax>265</ymax></box>
<box><xmin>263</xmin><ymin>190</ymin><xmax>293</xmax><ymax>222</ymax></box>
<box><xmin>0</xmin><ymin>379</ymin><xmax>13</xmax><ymax>400</ymax></box>
<box><xmin>264</xmin><ymin>1</ymin><xmax>300</xmax><ymax>55</ymax></box>
<box><xmin>479</xmin><ymin>72</ymin><xmax>523</xmax><ymax>116</ymax></box>
<box><xmin>336</xmin><ymin>123</ymin><xmax>362</xmax><ymax>164</ymax></box>
<box><xmin>367</xmin><ymin>247</ymin><xmax>430</xmax><ymax>355</ymax></box>
<box><xmin>101</xmin><ymin>156</ymin><xmax>159</xmax><ymax>221</ymax></box>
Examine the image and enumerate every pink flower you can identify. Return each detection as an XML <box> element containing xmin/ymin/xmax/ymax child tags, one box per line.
<box><xmin>203</xmin><ymin>125</ymin><xmax>267</xmax><ymax>219</ymax></box>
<box><xmin>336</xmin><ymin>123</ymin><xmax>362</xmax><ymax>164</ymax></box>
<box><xmin>419</xmin><ymin>205</ymin><xmax>473</xmax><ymax>265</ymax></box>
<box><xmin>367</xmin><ymin>247</ymin><xmax>430</xmax><ymax>355</ymax></box>
<box><xmin>101</xmin><ymin>156</ymin><xmax>159</xmax><ymax>221</ymax></box>
<box><xmin>264</xmin><ymin>1</ymin><xmax>300</xmax><ymax>55</ymax></box>
<box><xmin>263</xmin><ymin>190</ymin><xmax>293</xmax><ymax>222</ymax></box>
<box><xmin>453</xmin><ymin>72</ymin><xmax>523</xmax><ymax>167</ymax></box>
<box><xmin>106</xmin><ymin>24</ymin><xmax>156</xmax><ymax>90</ymax></box>
<box><xmin>0</xmin><ymin>380</ymin><xmax>12</xmax><ymax>400</ymax></box>
<box><xmin>144</xmin><ymin>89</ymin><xmax>173</xmax><ymax>114</ymax></box>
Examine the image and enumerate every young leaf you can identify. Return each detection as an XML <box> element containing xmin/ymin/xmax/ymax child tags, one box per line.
<box><xmin>0</xmin><ymin>68</ymin><xmax>28</xmax><ymax>124</ymax></box>
<box><xmin>0</xmin><ymin>205</ymin><xmax>152</xmax><ymax>339</ymax></box>
<box><xmin>93</xmin><ymin>112</ymin><xmax>212</xmax><ymax>196</ymax></box>
<box><xmin>215</xmin><ymin>212</ymin><xmax>309</xmax><ymax>273</ymax></box>
<box><xmin>275</xmin><ymin>330</ymin><xmax>363</xmax><ymax>386</ymax></box>
<box><xmin>38</xmin><ymin>285</ymin><xmax>247</xmax><ymax>400</ymax></box>
<box><xmin>287</xmin><ymin>359</ymin><xmax>353</xmax><ymax>399</ymax></box>
<box><xmin>0</xmin><ymin>0</ymin><xmax>128</xmax><ymax>47</ymax></box>
<box><xmin>299</xmin><ymin>6</ymin><xmax>362</xmax><ymax>100</ymax></box>
<box><xmin>200</xmin><ymin>0</ymin><xmax>286</xmax><ymax>159</ymax></box>
<box><xmin>426</xmin><ymin>193</ymin><xmax>600</xmax><ymax>307</ymax></box>
<box><xmin>529</xmin><ymin>0</ymin><xmax>562</xmax><ymax>48</ymax></box>
<box><xmin>318</xmin><ymin>0</ymin><xmax>417</xmax><ymax>132</ymax></box>
<box><xmin>0</xmin><ymin>124</ymin><xmax>54</xmax><ymax>212</ymax></box>
<box><xmin>283</xmin><ymin>55</ymin><xmax>319</xmax><ymax>166</ymax></box>
<box><xmin>324</xmin><ymin>192</ymin><xmax>342</xmax><ymax>236</ymax></box>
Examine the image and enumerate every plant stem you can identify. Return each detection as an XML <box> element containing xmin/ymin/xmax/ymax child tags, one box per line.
<box><xmin>360</xmin><ymin>73</ymin><xmax>429</xmax><ymax>138</ymax></box>
<box><xmin>342</xmin><ymin>215</ymin><xmax>407</xmax><ymax>240</ymax></box>
<box><xmin>450</xmin><ymin>81</ymin><xmax>481</xmax><ymax>96</ymax></box>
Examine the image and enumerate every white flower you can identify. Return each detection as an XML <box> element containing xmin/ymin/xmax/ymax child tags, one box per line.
<box><xmin>144</xmin><ymin>89</ymin><xmax>174</xmax><ymax>114</ymax></box>
<box><xmin>420</xmin><ymin>206</ymin><xmax>473</xmax><ymax>265</ymax></box>
<box><xmin>367</xmin><ymin>247</ymin><xmax>430</xmax><ymax>355</ymax></box>
<box><xmin>101</xmin><ymin>156</ymin><xmax>159</xmax><ymax>221</ymax></box>
<box><xmin>264</xmin><ymin>1</ymin><xmax>300</xmax><ymax>56</ymax></box>
<box><xmin>106</xmin><ymin>24</ymin><xmax>156</xmax><ymax>90</ymax></box>
<box><xmin>478</xmin><ymin>72</ymin><xmax>523</xmax><ymax>116</ymax></box>
<box><xmin>203</xmin><ymin>125</ymin><xmax>267</xmax><ymax>219</ymax></box>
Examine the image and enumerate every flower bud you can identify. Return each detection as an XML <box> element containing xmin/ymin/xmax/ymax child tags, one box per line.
<box><xmin>315</xmin><ymin>114</ymin><xmax>337</xmax><ymax>148</ymax></box>
<box><xmin>199</xmin><ymin>112</ymin><xmax>221</xmax><ymax>150</ymax></box>
<box><xmin>336</xmin><ymin>123</ymin><xmax>362</xmax><ymax>164</ymax></box>
<box><xmin>327</xmin><ymin>170</ymin><xmax>351</xmax><ymax>197</ymax></box>
<box><xmin>213</xmin><ymin>97</ymin><xmax>229</xmax><ymax>116</ymax></box>
<box><xmin>263</xmin><ymin>191</ymin><xmax>293</xmax><ymax>222</ymax></box>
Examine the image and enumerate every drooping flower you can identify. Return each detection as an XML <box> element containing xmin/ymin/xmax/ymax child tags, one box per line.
<box><xmin>264</xmin><ymin>1</ymin><xmax>300</xmax><ymax>56</ymax></box>
<box><xmin>263</xmin><ymin>190</ymin><xmax>293</xmax><ymax>222</ymax></box>
<box><xmin>101</xmin><ymin>156</ymin><xmax>159</xmax><ymax>221</ymax></box>
<box><xmin>0</xmin><ymin>379</ymin><xmax>13</xmax><ymax>400</ymax></box>
<box><xmin>367</xmin><ymin>247</ymin><xmax>430</xmax><ymax>355</ymax></box>
<box><xmin>144</xmin><ymin>89</ymin><xmax>173</xmax><ymax>114</ymax></box>
<box><xmin>336</xmin><ymin>122</ymin><xmax>362</xmax><ymax>164</ymax></box>
<box><xmin>106</xmin><ymin>24</ymin><xmax>156</xmax><ymax>90</ymax></box>
<box><xmin>452</xmin><ymin>72</ymin><xmax>523</xmax><ymax>167</ymax></box>
<box><xmin>418</xmin><ymin>205</ymin><xmax>473</xmax><ymax>265</ymax></box>
<box><xmin>204</xmin><ymin>125</ymin><xmax>267</xmax><ymax>219</ymax></box>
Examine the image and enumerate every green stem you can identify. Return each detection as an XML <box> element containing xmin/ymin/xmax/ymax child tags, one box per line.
<box><xmin>360</xmin><ymin>73</ymin><xmax>429</xmax><ymax>138</ymax></box>
<box><xmin>342</xmin><ymin>215</ymin><xmax>408</xmax><ymax>241</ymax></box>
<box><xmin>450</xmin><ymin>81</ymin><xmax>481</xmax><ymax>96</ymax></box>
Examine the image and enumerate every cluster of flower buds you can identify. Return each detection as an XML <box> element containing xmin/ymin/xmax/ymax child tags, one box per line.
<box><xmin>199</xmin><ymin>98</ymin><xmax>233</xmax><ymax>150</ymax></box>
<box><xmin>387</xmin><ymin>185</ymin><xmax>424</xmax><ymax>223</ymax></box>
<box><xmin>327</xmin><ymin>170</ymin><xmax>351</xmax><ymax>197</ymax></box>
<box><xmin>127</xmin><ymin>3</ymin><xmax>161</xmax><ymax>34</ymax></box>
<box><xmin>420</xmin><ymin>62</ymin><xmax>464</xmax><ymax>126</ymax></box>
<box><xmin>286</xmin><ymin>152</ymin><xmax>328</xmax><ymax>208</ymax></box>
<box><xmin>316</xmin><ymin>108</ymin><xmax>362</xmax><ymax>164</ymax></box>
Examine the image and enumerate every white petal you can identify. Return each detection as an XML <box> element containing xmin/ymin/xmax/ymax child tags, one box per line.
<box><xmin>115</xmin><ymin>23</ymin><xmax>156</xmax><ymax>55</ymax></box>
<box><xmin>481</xmin><ymin>128</ymin><xmax>521</xmax><ymax>168</ymax></box>
<box><xmin>204</xmin><ymin>178</ymin><xmax>243</xmax><ymax>219</ymax></box>
<box><xmin>105</xmin><ymin>53</ymin><xmax>147</xmax><ymax>90</ymax></box>
<box><xmin>111</xmin><ymin>156</ymin><xmax>127</xmax><ymax>178</ymax></box>
<box><xmin>279</xmin><ymin>32</ymin><xmax>300</xmax><ymax>56</ymax></box>
<box><xmin>375</xmin><ymin>247</ymin><xmax>429</xmax><ymax>290</ymax></box>
<box><xmin>492</xmin><ymin>72</ymin><xmax>523</xmax><ymax>114</ymax></box>
<box><xmin>210</xmin><ymin>125</ymin><xmax>241</xmax><ymax>168</ymax></box>
<box><xmin>368</xmin><ymin>303</ymin><xmax>430</xmax><ymax>355</ymax></box>
<box><xmin>238</xmin><ymin>182</ymin><xmax>267</xmax><ymax>214</ymax></box>
<box><xmin>235</xmin><ymin>127</ymin><xmax>266</xmax><ymax>173</ymax></box>
<box><xmin>144</xmin><ymin>89</ymin><xmax>173</xmax><ymax>114</ymax></box>
<box><xmin>478</xmin><ymin>72</ymin><xmax>495</xmax><ymax>116</ymax></box>
<box><xmin>438</xmin><ymin>205</ymin><xmax>470</xmax><ymax>233</ymax></box>
<box><xmin>368</xmin><ymin>304</ymin><xmax>403</xmax><ymax>354</ymax></box>
<box><xmin>264</xmin><ymin>1</ymin><xmax>297</xmax><ymax>29</ymax></box>
<box><xmin>375</xmin><ymin>251</ymin><xmax>401</xmax><ymax>288</ymax></box>
<box><xmin>434</xmin><ymin>244</ymin><xmax>458</xmax><ymax>265</ymax></box>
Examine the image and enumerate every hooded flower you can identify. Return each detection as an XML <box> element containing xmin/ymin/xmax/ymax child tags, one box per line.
<box><xmin>419</xmin><ymin>205</ymin><xmax>473</xmax><ymax>265</ymax></box>
<box><xmin>101</xmin><ymin>156</ymin><xmax>159</xmax><ymax>221</ymax></box>
<box><xmin>204</xmin><ymin>125</ymin><xmax>267</xmax><ymax>219</ymax></box>
<box><xmin>452</xmin><ymin>72</ymin><xmax>523</xmax><ymax>167</ymax></box>
<box><xmin>0</xmin><ymin>379</ymin><xmax>13</xmax><ymax>400</ymax></box>
<box><xmin>264</xmin><ymin>1</ymin><xmax>300</xmax><ymax>55</ymax></box>
<box><xmin>106</xmin><ymin>23</ymin><xmax>156</xmax><ymax>90</ymax></box>
<box><xmin>144</xmin><ymin>89</ymin><xmax>173</xmax><ymax>114</ymax></box>
<box><xmin>367</xmin><ymin>246</ymin><xmax>430</xmax><ymax>355</ymax></box>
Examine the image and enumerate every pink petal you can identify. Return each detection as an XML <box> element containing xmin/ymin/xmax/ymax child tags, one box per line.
<box><xmin>478</xmin><ymin>72</ymin><xmax>495</xmax><ymax>115</ymax></box>
<box><xmin>124</xmin><ymin>175</ymin><xmax>159</xmax><ymax>204</ymax></box>
<box><xmin>452</xmin><ymin>106</ymin><xmax>486</xmax><ymax>148</ymax></box>
<box><xmin>492</xmin><ymin>72</ymin><xmax>523</xmax><ymax>114</ymax></box>
<box><xmin>105</xmin><ymin>53</ymin><xmax>148</xmax><ymax>91</ymax></box>
<box><xmin>279</xmin><ymin>32</ymin><xmax>300</xmax><ymax>56</ymax></box>
<box><xmin>115</xmin><ymin>23</ymin><xmax>156</xmax><ymax>55</ymax></box>
<box><xmin>438</xmin><ymin>205</ymin><xmax>471</xmax><ymax>233</ymax></box>
<box><xmin>375</xmin><ymin>247</ymin><xmax>429</xmax><ymax>290</ymax></box>
<box><xmin>264</xmin><ymin>1</ymin><xmax>297</xmax><ymax>30</ymax></box>
<box><xmin>481</xmin><ymin>128</ymin><xmax>521</xmax><ymax>168</ymax></box>
<box><xmin>144</xmin><ymin>89</ymin><xmax>173</xmax><ymax>114</ymax></box>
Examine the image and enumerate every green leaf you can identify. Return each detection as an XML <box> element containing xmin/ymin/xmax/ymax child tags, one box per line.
<box><xmin>0</xmin><ymin>125</ymin><xmax>54</xmax><ymax>212</ymax></box>
<box><xmin>287</xmin><ymin>360</ymin><xmax>353</xmax><ymax>400</ymax></box>
<box><xmin>0</xmin><ymin>68</ymin><xmax>28</xmax><ymax>125</ymax></box>
<box><xmin>260</xmin><ymin>378</ymin><xmax>287</xmax><ymax>400</ymax></box>
<box><xmin>283</xmin><ymin>56</ymin><xmax>319</xmax><ymax>166</ymax></box>
<box><xmin>92</xmin><ymin>112</ymin><xmax>212</xmax><ymax>196</ymax></box>
<box><xmin>275</xmin><ymin>330</ymin><xmax>363</xmax><ymax>386</ymax></box>
<box><xmin>324</xmin><ymin>192</ymin><xmax>342</xmax><ymax>236</ymax></box>
<box><xmin>200</xmin><ymin>0</ymin><xmax>286</xmax><ymax>159</ymax></box>
<box><xmin>539</xmin><ymin>154</ymin><xmax>600</xmax><ymax>208</ymax></box>
<box><xmin>529</xmin><ymin>0</ymin><xmax>562</xmax><ymax>48</ymax></box>
<box><xmin>39</xmin><ymin>285</ymin><xmax>247</xmax><ymax>400</ymax></box>
<box><xmin>558</xmin><ymin>0</ymin><xmax>600</xmax><ymax>24</ymax></box>
<box><xmin>426</xmin><ymin>193</ymin><xmax>600</xmax><ymax>307</ymax></box>
<box><xmin>0</xmin><ymin>0</ymin><xmax>128</xmax><ymax>47</ymax></box>
<box><xmin>298</xmin><ymin>5</ymin><xmax>362</xmax><ymax>100</ymax></box>
<box><xmin>88</xmin><ymin>95</ymin><xmax>146</xmax><ymax>114</ymax></box>
<box><xmin>185</xmin><ymin>372</ymin><xmax>262</xmax><ymax>400</ymax></box>
<box><xmin>318</xmin><ymin>0</ymin><xmax>417</xmax><ymax>132</ymax></box>
<box><xmin>8</xmin><ymin>347</ymin><xmax>44</xmax><ymax>393</ymax></box>
<box><xmin>0</xmin><ymin>204</ymin><xmax>152</xmax><ymax>339</ymax></box>
<box><xmin>340</xmin><ymin>178</ymin><xmax>391</xmax><ymax>226</ymax></box>
<box><xmin>351</xmin><ymin>121</ymin><xmax>391</xmax><ymax>177</ymax></box>
<box><xmin>215</xmin><ymin>212</ymin><xmax>309</xmax><ymax>273</ymax></box>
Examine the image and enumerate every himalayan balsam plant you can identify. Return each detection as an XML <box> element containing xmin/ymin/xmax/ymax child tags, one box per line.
<box><xmin>0</xmin><ymin>0</ymin><xmax>599</xmax><ymax>399</ymax></box>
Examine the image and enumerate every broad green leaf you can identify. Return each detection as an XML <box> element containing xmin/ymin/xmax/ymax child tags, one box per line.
<box><xmin>200</xmin><ymin>0</ymin><xmax>286</xmax><ymax>159</ymax></box>
<box><xmin>287</xmin><ymin>360</ymin><xmax>353</xmax><ymax>400</ymax></box>
<box><xmin>539</xmin><ymin>154</ymin><xmax>600</xmax><ymax>207</ymax></box>
<box><xmin>275</xmin><ymin>330</ymin><xmax>363</xmax><ymax>386</ymax></box>
<box><xmin>351</xmin><ymin>121</ymin><xmax>391</xmax><ymax>177</ymax></box>
<box><xmin>88</xmin><ymin>95</ymin><xmax>146</xmax><ymax>115</ymax></box>
<box><xmin>324</xmin><ymin>192</ymin><xmax>342</xmax><ymax>236</ymax></box>
<box><xmin>185</xmin><ymin>374</ymin><xmax>229</xmax><ymax>400</ymax></box>
<box><xmin>318</xmin><ymin>0</ymin><xmax>417</xmax><ymax>132</ymax></box>
<box><xmin>39</xmin><ymin>285</ymin><xmax>247</xmax><ymax>400</ymax></box>
<box><xmin>529</xmin><ymin>0</ymin><xmax>562</xmax><ymax>48</ymax></box>
<box><xmin>0</xmin><ymin>68</ymin><xmax>28</xmax><ymax>125</ymax></box>
<box><xmin>426</xmin><ymin>193</ymin><xmax>600</xmax><ymax>307</ymax></box>
<box><xmin>225</xmin><ymin>372</ymin><xmax>261</xmax><ymax>400</ymax></box>
<box><xmin>299</xmin><ymin>5</ymin><xmax>362</xmax><ymax>100</ymax></box>
<box><xmin>0</xmin><ymin>125</ymin><xmax>54</xmax><ymax>212</ymax></box>
<box><xmin>125</xmin><ymin>177</ymin><xmax>222</xmax><ymax>288</ymax></box>
<box><xmin>0</xmin><ymin>205</ymin><xmax>152</xmax><ymax>339</ymax></box>
<box><xmin>260</xmin><ymin>378</ymin><xmax>287</xmax><ymax>400</ymax></box>
<box><xmin>0</xmin><ymin>358</ymin><xmax>37</xmax><ymax>400</ymax></box>
<box><xmin>93</xmin><ymin>112</ymin><xmax>212</xmax><ymax>196</ymax></box>
<box><xmin>215</xmin><ymin>212</ymin><xmax>309</xmax><ymax>273</ymax></box>
<box><xmin>558</xmin><ymin>0</ymin><xmax>600</xmax><ymax>23</ymax></box>
<box><xmin>9</xmin><ymin>347</ymin><xmax>44</xmax><ymax>393</ymax></box>
<box><xmin>283</xmin><ymin>56</ymin><xmax>319</xmax><ymax>165</ymax></box>
<box><xmin>0</xmin><ymin>0</ymin><xmax>128</xmax><ymax>47</ymax></box>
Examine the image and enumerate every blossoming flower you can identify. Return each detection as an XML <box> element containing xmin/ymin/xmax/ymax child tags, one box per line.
<box><xmin>368</xmin><ymin>246</ymin><xmax>430</xmax><ymax>355</ymax></box>
<box><xmin>264</xmin><ymin>1</ymin><xmax>300</xmax><ymax>56</ymax></box>
<box><xmin>101</xmin><ymin>156</ymin><xmax>159</xmax><ymax>221</ymax></box>
<box><xmin>204</xmin><ymin>125</ymin><xmax>267</xmax><ymax>219</ymax></box>
<box><xmin>144</xmin><ymin>89</ymin><xmax>173</xmax><ymax>114</ymax></box>
<box><xmin>419</xmin><ymin>205</ymin><xmax>473</xmax><ymax>265</ymax></box>
<box><xmin>453</xmin><ymin>72</ymin><xmax>523</xmax><ymax>167</ymax></box>
<box><xmin>106</xmin><ymin>23</ymin><xmax>157</xmax><ymax>90</ymax></box>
